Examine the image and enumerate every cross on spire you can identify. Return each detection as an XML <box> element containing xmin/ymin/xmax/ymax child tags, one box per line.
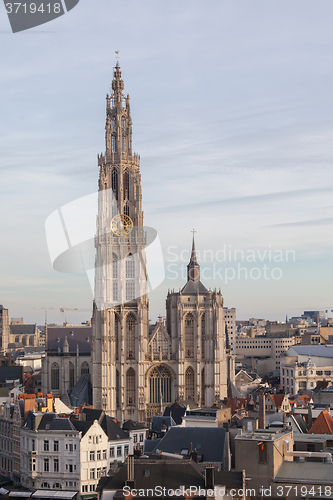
<box><xmin>191</xmin><ymin>228</ymin><xmax>196</xmax><ymax>237</ymax></box>
<box><xmin>115</xmin><ymin>50</ymin><xmax>120</xmax><ymax>64</ymax></box>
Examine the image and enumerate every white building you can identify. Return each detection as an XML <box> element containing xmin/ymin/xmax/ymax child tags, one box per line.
<box><xmin>73</xmin><ymin>419</ymin><xmax>108</xmax><ymax>496</ymax></box>
<box><xmin>20</xmin><ymin>412</ymin><xmax>80</xmax><ymax>491</ymax></box>
<box><xmin>280</xmin><ymin>345</ymin><xmax>333</xmax><ymax>394</ymax></box>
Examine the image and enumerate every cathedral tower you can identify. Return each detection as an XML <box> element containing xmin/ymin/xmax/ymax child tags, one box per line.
<box><xmin>92</xmin><ymin>62</ymin><xmax>150</xmax><ymax>421</ymax></box>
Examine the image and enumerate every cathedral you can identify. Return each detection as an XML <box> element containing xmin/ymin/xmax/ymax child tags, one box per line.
<box><xmin>92</xmin><ymin>61</ymin><xmax>235</xmax><ymax>422</ymax></box>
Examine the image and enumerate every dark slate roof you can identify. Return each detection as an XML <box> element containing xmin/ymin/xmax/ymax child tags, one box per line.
<box><xmin>37</xmin><ymin>413</ymin><xmax>75</xmax><ymax>431</ymax></box>
<box><xmin>0</xmin><ymin>366</ymin><xmax>23</xmax><ymax>384</ymax></box>
<box><xmin>122</xmin><ymin>420</ymin><xmax>147</xmax><ymax>431</ymax></box>
<box><xmin>180</xmin><ymin>280</ymin><xmax>208</xmax><ymax>294</ymax></box>
<box><xmin>163</xmin><ymin>406</ymin><xmax>186</xmax><ymax>425</ymax></box>
<box><xmin>143</xmin><ymin>439</ymin><xmax>161</xmax><ymax>453</ymax></box>
<box><xmin>99</xmin><ymin>459</ymin><xmax>205</xmax><ymax>492</ymax></box>
<box><xmin>72</xmin><ymin>420</ymin><xmax>94</xmax><ymax>437</ymax></box>
<box><xmin>10</xmin><ymin>324</ymin><xmax>37</xmax><ymax>336</ymax></box>
<box><xmin>47</xmin><ymin>326</ymin><xmax>92</xmax><ymax>353</ymax></box>
<box><xmin>152</xmin><ymin>427</ymin><xmax>227</xmax><ymax>463</ymax></box>
<box><xmin>81</xmin><ymin>407</ymin><xmax>103</xmax><ymax>422</ymax></box>
<box><xmin>100</xmin><ymin>414</ymin><xmax>128</xmax><ymax>440</ymax></box>
<box><xmin>151</xmin><ymin>415</ymin><xmax>176</xmax><ymax>432</ymax></box>
<box><xmin>68</xmin><ymin>374</ymin><xmax>92</xmax><ymax>407</ymax></box>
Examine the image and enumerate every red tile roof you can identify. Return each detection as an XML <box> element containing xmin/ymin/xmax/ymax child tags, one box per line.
<box><xmin>270</xmin><ymin>394</ymin><xmax>285</xmax><ymax>409</ymax></box>
<box><xmin>308</xmin><ymin>410</ymin><xmax>333</xmax><ymax>435</ymax></box>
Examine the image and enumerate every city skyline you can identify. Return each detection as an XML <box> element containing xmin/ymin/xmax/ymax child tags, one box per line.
<box><xmin>1</xmin><ymin>1</ymin><xmax>333</xmax><ymax>324</ymax></box>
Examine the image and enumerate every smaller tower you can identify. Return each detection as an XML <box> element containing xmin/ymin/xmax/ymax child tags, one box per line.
<box><xmin>187</xmin><ymin>236</ymin><xmax>200</xmax><ymax>283</ymax></box>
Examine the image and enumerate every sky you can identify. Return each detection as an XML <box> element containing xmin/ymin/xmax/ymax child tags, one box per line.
<box><xmin>1</xmin><ymin>1</ymin><xmax>333</xmax><ymax>325</ymax></box>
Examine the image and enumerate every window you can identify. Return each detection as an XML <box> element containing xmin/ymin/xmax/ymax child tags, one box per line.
<box><xmin>124</xmin><ymin>445</ymin><xmax>129</xmax><ymax>457</ymax></box>
<box><xmin>51</xmin><ymin>363</ymin><xmax>60</xmax><ymax>390</ymax></box>
<box><xmin>97</xmin><ymin>468</ymin><xmax>101</xmax><ymax>479</ymax></box>
<box><xmin>97</xmin><ymin>450</ymin><xmax>101</xmax><ymax>460</ymax></box>
<box><xmin>149</xmin><ymin>365</ymin><xmax>172</xmax><ymax>404</ymax></box>
<box><xmin>123</xmin><ymin>170</ymin><xmax>129</xmax><ymax>200</ymax></box>
<box><xmin>69</xmin><ymin>362</ymin><xmax>75</xmax><ymax>388</ymax></box>
<box><xmin>68</xmin><ymin>464</ymin><xmax>73</xmax><ymax>473</ymax></box>
<box><xmin>54</xmin><ymin>440</ymin><xmax>59</xmax><ymax>452</ymax></box>
<box><xmin>54</xmin><ymin>458</ymin><xmax>59</xmax><ymax>472</ymax></box>
<box><xmin>201</xmin><ymin>314</ymin><xmax>205</xmax><ymax>359</ymax></box>
<box><xmin>44</xmin><ymin>440</ymin><xmax>49</xmax><ymax>452</ymax></box>
<box><xmin>31</xmin><ymin>439</ymin><xmax>35</xmax><ymax>451</ymax></box>
<box><xmin>185</xmin><ymin>366</ymin><xmax>195</xmax><ymax>401</ymax></box>
<box><xmin>126</xmin><ymin>314</ymin><xmax>135</xmax><ymax>359</ymax></box>
<box><xmin>103</xmin><ymin>450</ymin><xmax>107</xmax><ymax>460</ymax></box>
<box><xmin>90</xmin><ymin>451</ymin><xmax>95</xmax><ymax>461</ymax></box>
<box><xmin>122</xmin><ymin>133</ymin><xmax>127</xmax><ymax>153</ymax></box>
<box><xmin>110</xmin><ymin>447</ymin><xmax>115</xmax><ymax>458</ymax></box>
<box><xmin>115</xmin><ymin>313</ymin><xmax>119</xmax><ymax>360</ymax></box>
<box><xmin>116</xmin><ymin>370</ymin><xmax>120</xmax><ymax>408</ymax></box>
<box><xmin>139</xmin><ymin>433</ymin><xmax>144</xmax><ymax>443</ymax></box>
<box><xmin>90</xmin><ymin>469</ymin><xmax>95</xmax><ymax>480</ymax></box>
<box><xmin>111</xmin><ymin>134</ymin><xmax>116</xmax><ymax>153</ymax></box>
<box><xmin>111</xmin><ymin>168</ymin><xmax>118</xmax><ymax>199</ymax></box>
<box><xmin>201</xmin><ymin>367</ymin><xmax>205</xmax><ymax>406</ymax></box>
<box><xmin>126</xmin><ymin>368</ymin><xmax>136</xmax><ymax>406</ymax></box>
<box><xmin>117</xmin><ymin>446</ymin><xmax>122</xmax><ymax>457</ymax></box>
<box><xmin>185</xmin><ymin>313</ymin><xmax>194</xmax><ymax>358</ymax></box>
<box><xmin>126</xmin><ymin>281</ymin><xmax>135</xmax><ymax>301</ymax></box>
<box><xmin>133</xmin><ymin>434</ymin><xmax>137</xmax><ymax>443</ymax></box>
<box><xmin>44</xmin><ymin>458</ymin><xmax>49</xmax><ymax>472</ymax></box>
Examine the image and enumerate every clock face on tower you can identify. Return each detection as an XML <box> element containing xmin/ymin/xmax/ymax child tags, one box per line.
<box><xmin>111</xmin><ymin>214</ymin><xmax>133</xmax><ymax>236</ymax></box>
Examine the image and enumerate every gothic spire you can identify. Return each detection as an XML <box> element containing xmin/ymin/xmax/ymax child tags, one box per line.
<box><xmin>187</xmin><ymin>234</ymin><xmax>200</xmax><ymax>282</ymax></box>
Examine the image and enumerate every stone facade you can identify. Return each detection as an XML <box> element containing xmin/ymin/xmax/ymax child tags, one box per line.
<box><xmin>92</xmin><ymin>63</ymin><xmax>235</xmax><ymax>422</ymax></box>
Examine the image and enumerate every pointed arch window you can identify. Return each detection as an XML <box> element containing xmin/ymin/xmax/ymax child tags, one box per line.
<box><xmin>111</xmin><ymin>116</ymin><xmax>116</xmax><ymax>131</ymax></box>
<box><xmin>149</xmin><ymin>365</ymin><xmax>172</xmax><ymax>404</ymax></box>
<box><xmin>126</xmin><ymin>255</ymin><xmax>135</xmax><ymax>279</ymax></box>
<box><xmin>112</xmin><ymin>254</ymin><xmax>118</xmax><ymax>303</ymax></box>
<box><xmin>126</xmin><ymin>314</ymin><xmax>135</xmax><ymax>360</ymax></box>
<box><xmin>124</xmin><ymin>204</ymin><xmax>129</xmax><ymax>217</ymax></box>
<box><xmin>185</xmin><ymin>367</ymin><xmax>195</xmax><ymax>401</ymax></box>
<box><xmin>111</xmin><ymin>134</ymin><xmax>116</xmax><ymax>153</ymax></box>
<box><xmin>123</xmin><ymin>170</ymin><xmax>129</xmax><ymax>200</ymax></box>
<box><xmin>69</xmin><ymin>362</ymin><xmax>75</xmax><ymax>388</ymax></box>
<box><xmin>185</xmin><ymin>313</ymin><xmax>194</xmax><ymax>359</ymax></box>
<box><xmin>201</xmin><ymin>367</ymin><xmax>205</xmax><ymax>406</ymax></box>
<box><xmin>126</xmin><ymin>368</ymin><xmax>135</xmax><ymax>406</ymax></box>
<box><xmin>51</xmin><ymin>363</ymin><xmax>59</xmax><ymax>391</ymax></box>
<box><xmin>126</xmin><ymin>254</ymin><xmax>135</xmax><ymax>301</ymax></box>
<box><xmin>201</xmin><ymin>313</ymin><xmax>205</xmax><ymax>359</ymax></box>
<box><xmin>116</xmin><ymin>370</ymin><xmax>120</xmax><ymax>408</ymax></box>
<box><xmin>122</xmin><ymin>132</ymin><xmax>127</xmax><ymax>153</ymax></box>
<box><xmin>111</xmin><ymin>169</ymin><xmax>118</xmax><ymax>201</ymax></box>
<box><xmin>115</xmin><ymin>314</ymin><xmax>119</xmax><ymax>360</ymax></box>
<box><xmin>81</xmin><ymin>361</ymin><xmax>89</xmax><ymax>376</ymax></box>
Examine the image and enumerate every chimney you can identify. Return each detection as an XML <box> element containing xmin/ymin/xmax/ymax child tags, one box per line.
<box><xmin>308</xmin><ymin>405</ymin><xmax>313</xmax><ymax>430</ymax></box>
<box><xmin>126</xmin><ymin>455</ymin><xmax>135</xmax><ymax>488</ymax></box>
<box><xmin>259</xmin><ymin>393</ymin><xmax>266</xmax><ymax>430</ymax></box>
<box><xmin>205</xmin><ymin>467</ymin><xmax>214</xmax><ymax>489</ymax></box>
